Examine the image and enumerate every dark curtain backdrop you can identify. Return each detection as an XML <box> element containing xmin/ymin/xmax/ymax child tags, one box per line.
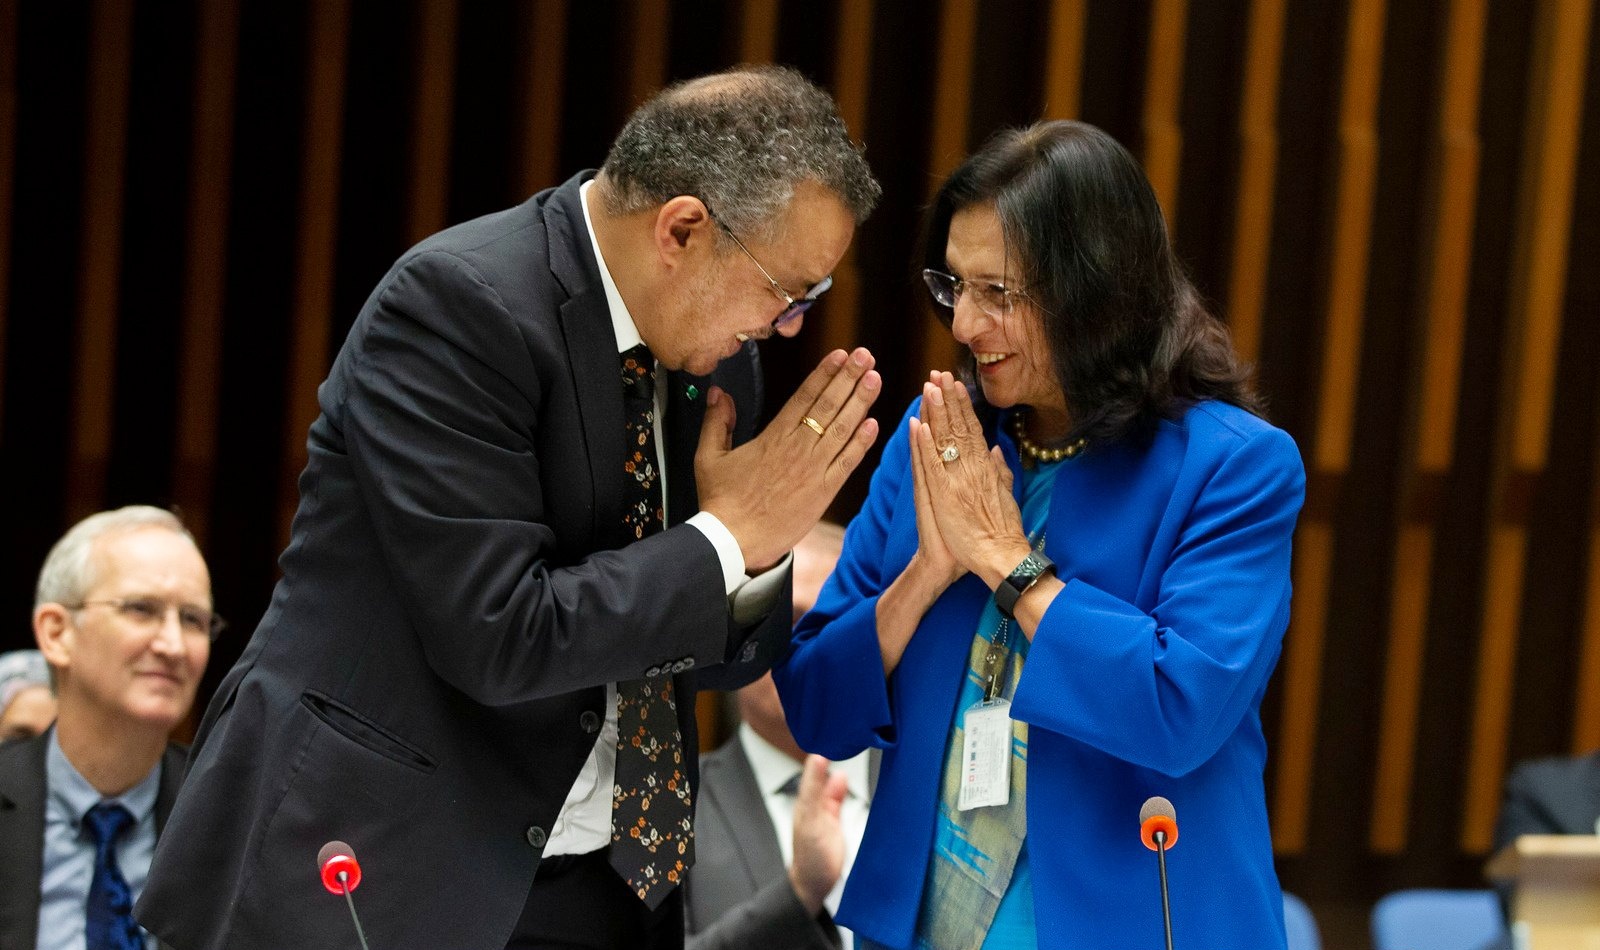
<box><xmin>2</xmin><ymin>0</ymin><xmax>1597</xmax><ymax>941</ymax></box>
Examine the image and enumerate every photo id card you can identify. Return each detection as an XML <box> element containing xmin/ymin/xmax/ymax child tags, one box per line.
<box><xmin>958</xmin><ymin>699</ymin><xmax>1013</xmax><ymax>810</ymax></box>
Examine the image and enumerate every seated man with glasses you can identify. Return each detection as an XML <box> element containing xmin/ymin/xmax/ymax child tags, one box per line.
<box><xmin>0</xmin><ymin>505</ymin><xmax>216</xmax><ymax>950</ymax></box>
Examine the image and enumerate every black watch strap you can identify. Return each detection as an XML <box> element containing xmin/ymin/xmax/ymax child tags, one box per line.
<box><xmin>994</xmin><ymin>551</ymin><xmax>1056</xmax><ymax>619</ymax></box>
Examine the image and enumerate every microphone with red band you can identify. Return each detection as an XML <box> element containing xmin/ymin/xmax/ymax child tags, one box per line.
<box><xmin>317</xmin><ymin>840</ymin><xmax>373</xmax><ymax>950</ymax></box>
<box><xmin>1139</xmin><ymin>796</ymin><xmax>1178</xmax><ymax>950</ymax></box>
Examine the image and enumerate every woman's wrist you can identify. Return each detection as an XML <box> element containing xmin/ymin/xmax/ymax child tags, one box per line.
<box><xmin>976</xmin><ymin>538</ymin><xmax>1035</xmax><ymax>590</ymax></box>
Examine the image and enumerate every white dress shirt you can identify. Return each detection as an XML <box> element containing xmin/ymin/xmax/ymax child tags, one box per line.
<box><xmin>38</xmin><ymin>729</ymin><xmax>162</xmax><ymax>950</ymax></box>
<box><xmin>542</xmin><ymin>180</ymin><xmax>789</xmax><ymax>856</ymax></box>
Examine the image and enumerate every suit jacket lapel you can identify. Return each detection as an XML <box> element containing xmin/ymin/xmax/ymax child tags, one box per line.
<box><xmin>0</xmin><ymin>735</ymin><xmax>47</xmax><ymax>950</ymax></box>
<box><xmin>545</xmin><ymin>173</ymin><xmax>627</xmax><ymax>545</ymax></box>
<box><xmin>722</xmin><ymin>740</ymin><xmax>786</xmax><ymax>889</ymax></box>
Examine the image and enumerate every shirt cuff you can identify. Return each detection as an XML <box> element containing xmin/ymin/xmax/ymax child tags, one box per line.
<box><xmin>685</xmin><ymin>511</ymin><xmax>749</xmax><ymax>594</ymax></box>
<box><xmin>731</xmin><ymin>550</ymin><xmax>791</xmax><ymax>626</ymax></box>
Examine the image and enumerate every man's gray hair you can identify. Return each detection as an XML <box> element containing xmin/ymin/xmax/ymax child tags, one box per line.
<box><xmin>35</xmin><ymin>505</ymin><xmax>195</xmax><ymax>607</ymax></box>
<box><xmin>599</xmin><ymin>65</ymin><xmax>881</xmax><ymax>242</ymax></box>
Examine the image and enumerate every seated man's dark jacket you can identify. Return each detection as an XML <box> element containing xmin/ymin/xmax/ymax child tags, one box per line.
<box><xmin>0</xmin><ymin>733</ymin><xmax>187</xmax><ymax>950</ymax></box>
<box><xmin>135</xmin><ymin>172</ymin><xmax>790</xmax><ymax>950</ymax></box>
<box><xmin>1492</xmin><ymin>750</ymin><xmax>1600</xmax><ymax>922</ymax></box>
<box><xmin>686</xmin><ymin>735</ymin><xmax>841</xmax><ymax>950</ymax></box>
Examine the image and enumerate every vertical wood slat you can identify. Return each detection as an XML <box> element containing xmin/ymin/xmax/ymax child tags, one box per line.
<box><xmin>738</xmin><ymin>0</ymin><xmax>780</xmax><ymax>64</ymax></box>
<box><xmin>1270</xmin><ymin>0</ymin><xmax>1388</xmax><ymax>854</ymax></box>
<box><xmin>407</xmin><ymin>0</ymin><xmax>458</xmax><ymax>244</ymax></box>
<box><xmin>1041</xmin><ymin>0</ymin><xmax>1087</xmax><ymax>120</ymax></box>
<box><xmin>172</xmin><ymin>0</ymin><xmax>241</xmax><ymax>548</ymax></box>
<box><xmin>276</xmin><ymin>1</ymin><xmax>352</xmax><ymax>551</ymax></box>
<box><xmin>1224</xmin><ymin>0</ymin><xmax>1286</xmax><ymax>369</ymax></box>
<box><xmin>1368</xmin><ymin>0</ymin><xmax>1487</xmax><ymax>853</ymax></box>
<box><xmin>627</xmin><ymin>0</ymin><xmax>671</xmax><ymax>112</ymax></box>
<box><xmin>915</xmin><ymin>0</ymin><xmax>978</xmax><ymax>378</ymax></box>
<box><xmin>1461</xmin><ymin>0</ymin><xmax>1593</xmax><ymax>852</ymax></box>
<box><xmin>65</xmin><ymin>0</ymin><xmax>135</xmax><ymax>522</ymax></box>
<box><xmin>517</xmin><ymin>0</ymin><xmax>568</xmax><ymax>197</ymax></box>
<box><xmin>1573</xmin><ymin>473</ymin><xmax>1600</xmax><ymax>753</ymax></box>
<box><xmin>0</xmin><ymin>0</ymin><xmax>17</xmax><ymax>434</ymax></box>
<box><xmin>1141</xmin><ymin>0</ymin><xmax>1188</xmax><ymax>225</ymax></box>
<box><xmin>819</xmin><ymin>0</ymin><xmax>874</xmax><ymax>359</ymax></box>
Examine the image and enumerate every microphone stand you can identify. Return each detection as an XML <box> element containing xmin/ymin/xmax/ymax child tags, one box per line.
<box><xmin>1154</xmin><ymin>830</ymin><xmax>1174</xmax><ymax>950</ymax></box>
<box><xmin>337</xmin><ymin>871</ymin><xmax>373</xmax><ymax>950</ymax></box>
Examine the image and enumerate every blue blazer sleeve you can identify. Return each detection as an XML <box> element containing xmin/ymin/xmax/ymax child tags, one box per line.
<box><xmin>774</xmin><ymin>401</ymin><xmax>923</xmax><ymax>762</ymax></box>
<box><xmin>1011</xmin><ymin>422</ymin><xmax>1304</xmax><ymax>776</ymax></box>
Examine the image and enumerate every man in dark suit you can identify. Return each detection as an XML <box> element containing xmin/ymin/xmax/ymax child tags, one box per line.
<box><xmin>686</xmin><ymin>523</ymin><xmax>872</xmax><ymax>950</ymax></box>
<box><xmin>136</xmin><ymin>66</ymin><xmax>882</xmax><ymax>950</ymax></box>
<box><xmin>0</xmin><ymin>506</ymin><xmax>214</xmax><ymax>950</ymax></box>
<box><xmin>1492</xmin><ymin>750</ymin><xmax>1600</xmax><ymax>922</ymax></box>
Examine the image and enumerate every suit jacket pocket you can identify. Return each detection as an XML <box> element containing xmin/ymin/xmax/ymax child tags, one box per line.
<box><xmin>300</xmin><ymin>690</ymin><xmax>437</xmax><ymax>774</ymax></box>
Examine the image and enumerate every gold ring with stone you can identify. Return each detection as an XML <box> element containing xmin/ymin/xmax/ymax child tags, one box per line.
<box><xmin>940</xmin><ymin>443</ymin><xmax>960</xmax><ymax>463</ymax></box>
<box><xmin>800</xmin><ymin>416</ymin><xmax>826</xmax><ymax>436</ymax></box>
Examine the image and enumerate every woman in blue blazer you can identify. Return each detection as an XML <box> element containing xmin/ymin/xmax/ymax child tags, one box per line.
<box><xmin>774</xmin><ymin>121</ymin><xmax>1305</xmax><ymax>950</ymax></box>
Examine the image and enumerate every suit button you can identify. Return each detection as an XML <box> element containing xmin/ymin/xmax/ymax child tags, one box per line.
<box><xmin>579</xmin><ymin>711</ymin><xmax>601</xmax><ymax>734</ymax></box>
<box><xmin>646</xmin><ymin>665</ymin><xmax>662</xmax><ymax>678</ymax></box>
<box><xmin>525</xmin><ymin>826</ymin><xmax>547</xmax><ymax>849</ymax></box>
<box><xmin>670</xmin><ymin>659</ymin><xmax>690</xmax><ymax>673</ymax></box>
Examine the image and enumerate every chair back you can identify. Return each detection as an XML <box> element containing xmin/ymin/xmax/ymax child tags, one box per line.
<box><xmin>1370</xmin><ymin>889</ymin><xmax>1507</xmax><ymax>950</ymax></box>
<box><xmin>1283</xmin><ymin>892</ymin><xmax>1321</xmax><ymax>950</ymax></box>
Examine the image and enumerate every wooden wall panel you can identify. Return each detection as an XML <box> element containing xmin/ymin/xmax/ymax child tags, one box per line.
<box><xmin>517</xmin><ymin>0</ymin><xmax>568</xmax><ymax>197</ymax></box>
<box><xmin>407</xmin><ymin>0</ymin><xmax>458</xmax><ymax>244</ymax></box>
<box><xmin>1141</xmin><ymin>0</ymin><xmax>1187</xmax><ymax>224</ymax></box>
<box><xmin>1461</xmin><ymin>0</ymin><xmax>1593</xmax><ymax>852</ymax></box>
<box><xmin>1271</xmin><ymin>0</ymin><xmax>1388</xmax><ymax>855</ymax></box>
<box><xmin>1368</xmin><ymin>0</ymin><xmax>1487</xmax><ymax>854</ymax></box>
<box><xmin>1224</xmin><ymin>0</ymin><xmax>1285</xmax><ymax>368</ymax></box>
<box><xmin>1042</xmin><ymin>0</ymin><xmax>1086</xmax><ymax>120</ymax></box>
<box><xmin>3</xmin><ymin>0</ymin><xmax>1599</xmax><ymax>922</ymax></box>
<box><xmin>0</xmin><ymin>0</ymin><xmax>14</xmax><ymax>434</ymax></box>
<box><xmin>818</xmin><ymin>0</ymin><xmax>874</xmax><ymax>359</ymax></box>
<box><xmin>65</xmin><ymin>0</ymin><xmax>134</xmax><ymax>522</ymax></box>
<box><xmin>171</xmin><ymin>0</ymin><xmax>240</xmax><ymax>549</ymax></box>
<box><xmin>276</xmin><ymin>0</ymin><xmax>352</xmax><ymax>550</ymax></box>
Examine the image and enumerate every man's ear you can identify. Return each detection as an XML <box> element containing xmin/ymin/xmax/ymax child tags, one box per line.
<box><xmin>653</xmin><ymin>195</ymin><xmax>715</xmax><ymax>265</ymax></box>
<box><xmin>34</xmin><ymin>604</ymin><xmax>73</xmax><ymax>671</ymax></box>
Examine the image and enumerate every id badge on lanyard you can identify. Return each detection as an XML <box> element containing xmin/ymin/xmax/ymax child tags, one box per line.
<box><xmin>959</xmin><ymin>616</ymin><xmax>1016</xmax><ymax>811</ymax></box>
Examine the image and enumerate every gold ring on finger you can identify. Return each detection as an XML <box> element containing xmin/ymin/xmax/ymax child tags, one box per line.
<box><xmin>800</xmin><ymin>416</ymin><xmax>826</xmax><ymax>437</ymax></box>
<box><xmin>940</xmin><ymin>443</ymin><xmax>960</xmax><ymax>463</ymax></box>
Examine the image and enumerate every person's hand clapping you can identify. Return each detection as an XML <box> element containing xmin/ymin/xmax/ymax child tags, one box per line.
<box><xmin>787</xmin><ymin>754</ymin><xmax>849</xmax><ymax>916</ymax></box>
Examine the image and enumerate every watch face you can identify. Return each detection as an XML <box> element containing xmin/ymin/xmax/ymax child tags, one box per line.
<box><xmin>1019</xmin><ymin>552</ymin><xmax>1048</xmax><ymax>578</ymax></box>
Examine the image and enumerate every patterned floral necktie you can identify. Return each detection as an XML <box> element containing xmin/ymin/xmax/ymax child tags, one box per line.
<box><xmin>83</xmin><ymin>803</ymin><xmax>145</xmax><ymax>950</ymax></box>
<box><xmin>609</xmin><ymin>344</ymin><xmax>695</xmax><ymax>908</ymax></box>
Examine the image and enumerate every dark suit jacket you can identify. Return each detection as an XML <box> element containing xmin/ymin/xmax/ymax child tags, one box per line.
<box><xmin>0</xmin><ymin>734</ymin><xmax>187</xmax><ymax>950</ymax></box>
<box><xmin>136</xmin><ymin>172</ymin><xmax>791</xmax><ymax>950</ymax></box>
<box><xmin>685</xmin><ymin>736</ymin><xmax>840</xmax><ymax>950</ymax></box>
<box><xmin>1494</xmin><ymin>752</ymin><xmax>1600</xmax><ymax>844</ymax></box>
<box><xmin>1491</xmin><ymin>751</ymin><xmax>1600</xmax><ymax>921</ymax></box>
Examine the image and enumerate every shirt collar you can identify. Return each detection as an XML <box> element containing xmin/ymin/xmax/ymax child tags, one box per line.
<box><xmin>578</xmin><ymin>179</ymin><xmax>643</xmax><ymax>355</ymax></box>
<box><xmin>738</xmin><ymin>722</ymin><xmax>870</xmax><ymax>803</ymax></box>
<box><xmin>46</xmin><ymin>726</ymin><xmax>162</xmax><ymax>827</ymax></box>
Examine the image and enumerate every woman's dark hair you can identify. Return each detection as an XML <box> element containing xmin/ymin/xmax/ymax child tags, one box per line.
<box><xmin>921</xmin><ymin>120</ymin><xmax>1263</xmax><ymax>445</ymax></box>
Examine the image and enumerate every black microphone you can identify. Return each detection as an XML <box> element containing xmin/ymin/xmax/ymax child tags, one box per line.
<box><xmin>317</xmin><ymin>840</ymin><xmax>372</xmax><ymax>950</ymax></box>
<box><xmin>1139</xmin><ymin>796</ymin><xmax>1179</xmax><ymax>950</ymax></box>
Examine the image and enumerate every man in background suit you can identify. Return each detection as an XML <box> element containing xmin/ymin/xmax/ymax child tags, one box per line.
<box><xmin>687</xmin><ymin>522</ymin><xmax>872</xmax><ymax>950</ymax></box>
<box><xmin>0</xmin><ymin>506</ymin><xmax>213</xmax><ymax>950</ymax></box>
<box><xmin>1492</xmin><ymin>750</ymin><xmax>1600</xmax><ymax>921</ymax></box>
<box><xmin>138</xmin><ymin>66</ymin><xmax>882</xmax><ymax>950</ymax></box>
